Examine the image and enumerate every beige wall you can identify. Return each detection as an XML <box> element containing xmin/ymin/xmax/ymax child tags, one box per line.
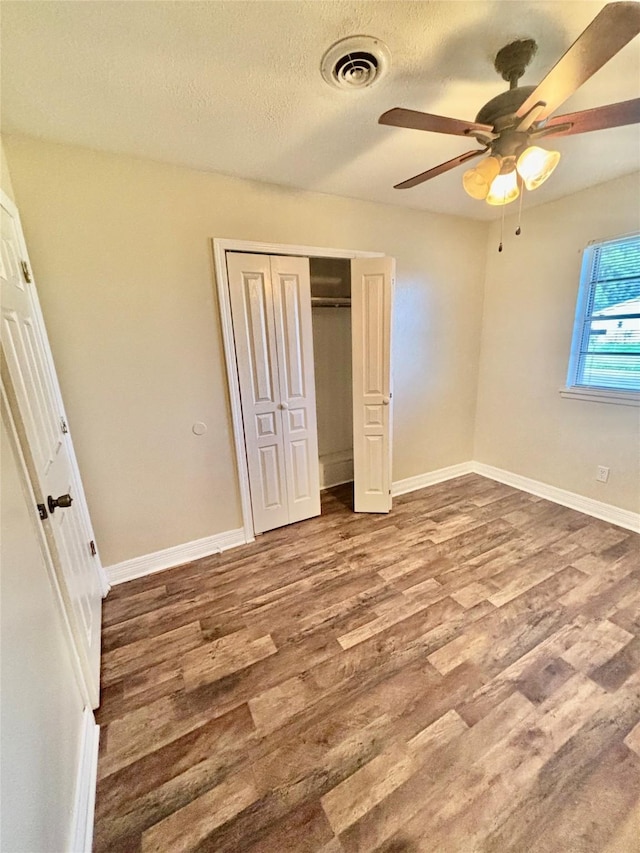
<box><xmin>475</xmin><ymin>174</ymin><xmax>640</xmax><ymax>512</ymax></box>
<box><xmin>4</xmin><ymin>134</ymin><xmax>487</xmax><ymax>565</ymax></box>
<box><xmin>312</xmin><ymin>306</ymin><xmax>352</xmax><ymax>459</ymax></box>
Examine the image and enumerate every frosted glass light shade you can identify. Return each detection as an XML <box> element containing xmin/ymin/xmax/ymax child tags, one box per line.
<box><xmin>462</xmin><ymin>156</ymin><xmax>501</xmax><ymax>200</ymax></box>
<box><xmin>516</xmin><ymin>146</ymin><xmax>561</xmax><ymax>190</ymax></box>
<box><xmin>486</xmin><ymin>169</ymin><xmax>520</xmax><ymax>206</ymax></box>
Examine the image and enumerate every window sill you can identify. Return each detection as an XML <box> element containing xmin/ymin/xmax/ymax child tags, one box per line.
<box><xmin>559</xmin><ymin>386</ymin><xmax>640</xmax><ymax>407</ymax></box>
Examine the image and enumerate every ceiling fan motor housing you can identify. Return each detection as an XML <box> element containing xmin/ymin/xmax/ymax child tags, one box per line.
<box><xmin>475</xmin><ymin>85</ymin><xmax>537</xmax><ymax>130</ymax></box>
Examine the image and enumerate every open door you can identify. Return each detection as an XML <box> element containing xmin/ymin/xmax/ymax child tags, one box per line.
<box><xmin>1</xmin><ymin>192</ymin><xmax>104</xmax><ymax>707</ymax></box>
<box><xmin>351</xmin><ymin>256</ymin><xmax>394</xmax><ymax>513</ymax></box>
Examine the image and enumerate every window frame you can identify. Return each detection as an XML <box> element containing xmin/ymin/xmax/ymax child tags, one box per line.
<box><xmin>562</xmin><ymin>233</ymin><xmax>640</xmax><ymax>407</ymax></box>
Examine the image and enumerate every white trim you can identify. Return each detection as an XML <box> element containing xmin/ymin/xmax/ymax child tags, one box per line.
<box><xmin>212</xmin><ymin>237</ymin><xmax>384</xmax><ymax>539</ymax></box>
<box><xmin>105</xmin><ymin>460</ymin><xmax>638</xmax><ymax>588</ymax></box>
<box><xmin>69</xmin><ymin>708</ymin><xmax>99</xmax><ymax>853</ymax></box>
<box><xmin>214</xmin><ymin>237</ymin><xmax>383</xmax><ymax>260</ymax></box>
<box><xmin>472</xmin><ymin>461</ymin><xmax>640</xmax><ymax>533</ymax></box>
<box><xmin>106</xmin><ymin>528</ymin><xmax>247</xmax><ymax>585</ymax></box>
<box><xmin>559</xmin><ymin>386</ymin><xmax>640</xmax><ymax>407</ymax></box>
<box><xmin>391</xmin><ymin>462</ymin><xmax>475</xmax><ymax>496</ymax></box>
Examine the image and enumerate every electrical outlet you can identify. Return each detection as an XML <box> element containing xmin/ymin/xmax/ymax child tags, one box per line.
<box><xmin>596</xmin><ymin>466</ymin><xmax>610</xmax><ymax>483</ymax></box>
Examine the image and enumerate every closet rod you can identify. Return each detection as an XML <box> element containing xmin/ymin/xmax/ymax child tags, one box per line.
<box><xmin>311</xmin><ymin>296</ymin><xmax>351</xmax><ymax>308</ymax></box>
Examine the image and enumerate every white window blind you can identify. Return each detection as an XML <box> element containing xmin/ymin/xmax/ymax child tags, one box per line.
<box><xmin>569</xmin><ymin>234</ymin><xmax>640</xmax><ymax>393</ymax></box>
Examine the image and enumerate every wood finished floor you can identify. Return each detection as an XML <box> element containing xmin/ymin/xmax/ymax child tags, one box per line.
<box><xmin>94</xmin><ymin>475</ymin><xmax>640</xmax><ymax>853</ymax></box>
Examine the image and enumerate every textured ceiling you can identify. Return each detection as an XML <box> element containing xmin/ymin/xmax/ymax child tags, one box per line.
<box><xmin>2</xmin><ymin>1</ymin><xmax>639</xmax><ymax>220</ymax></box>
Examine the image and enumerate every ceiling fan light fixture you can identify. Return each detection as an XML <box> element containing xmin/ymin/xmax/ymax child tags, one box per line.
<box><xmin>516</xmin><ymin>146</ymin><xmax>561</xmax><ymax>191</ymax></box>
<box><xmin>462</xmin><ymin>155</ymin><xmax>501</xmax><ymax>200</ymax></box>
<box><xmin>486</xmin><ymin>168</ymin><xmax>520</xmax><ymax>206</ymax></box>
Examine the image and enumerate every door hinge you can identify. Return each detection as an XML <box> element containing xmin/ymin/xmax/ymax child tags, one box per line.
<box><xmin>60</xmin><ymin>417</ymin><xmax>69</xmax><ymax>434</ymax></box>
<box><xmin>20</xmin><ymin>261</ymin><xmax>32</xmax><ymax>283</ymax></box>
<box><xmin>37</xmin><ymin>503</ymin><xmax>48</xmax><ymax>520</ymax></box>
<box><xmin>89</xmin><ymin>540</ymin><xmax>97</xmax><ymax>557</ymax></box>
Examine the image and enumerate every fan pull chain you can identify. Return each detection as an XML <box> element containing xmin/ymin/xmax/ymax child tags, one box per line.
<box><xmin>515</xmin><ymin>183</ymin><xmax>524</xmax><ymax>236</ymax></box>
<box><xmin>498</xmin><ymin>197</ymin><xmax>506</xmax><ymax>252</ymax></box>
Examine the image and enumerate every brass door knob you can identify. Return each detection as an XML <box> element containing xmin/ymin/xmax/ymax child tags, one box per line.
<box><xmin>48</xmin><ymin>493</ymin><xmax>73</xmax><ymax>514</ymax></box>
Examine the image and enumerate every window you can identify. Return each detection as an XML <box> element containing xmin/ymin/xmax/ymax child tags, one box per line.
<box><xmin>564</xmin><ymin>233</ymin><xmax>640</xmax><ymax>403</ymax></box>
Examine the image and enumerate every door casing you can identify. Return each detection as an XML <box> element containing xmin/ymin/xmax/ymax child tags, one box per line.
<box><xmin>213</xmin><ymin>238</ymin><xmax>383</xmax><ymax>541</ymax></box>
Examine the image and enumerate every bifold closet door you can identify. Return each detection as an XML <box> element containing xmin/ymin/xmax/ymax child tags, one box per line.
<box><xmin>227</xmin><ymin>252</ymin><xmax>320</xmax><ymax>533</ymax></box>
<box><xmin>351</xmin><ymin>256</ymin><xmax>395</xmax><ymax>513</ymax></box>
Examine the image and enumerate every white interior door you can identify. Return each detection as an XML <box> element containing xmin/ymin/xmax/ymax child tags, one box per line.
<box><xmin>351</xmin><ymin>256</ymin><xmax>394</xmax><ymax>513</ymax></box>
<box><xmin>227</xmin><ymin>252</ymin><xmax>320</xmax><ymax>533</ymax></box>
<box><xmin>270</xmin><ymin>255</ymin><xmax>320</xmax><ymax>524</ymax></box>
<box><xmin>227</xmin><ymin>253</ymin><xmax>289</xmax><ymax>533</ymax></box>
<box><xmin>1</xmin><ymin>194</ymin><xmax>103</xmax><ymax>707</ymax></box>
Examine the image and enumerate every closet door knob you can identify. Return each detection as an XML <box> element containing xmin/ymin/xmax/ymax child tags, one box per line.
<box><xmin>277</xmin><ymin>402</ymin><xmax>289</xmax><ymax>410</ymax></box>
<box><xmin>382</xmin><ymin>397</ymin><xmax>390</xmax><ymax>405</ymax></box>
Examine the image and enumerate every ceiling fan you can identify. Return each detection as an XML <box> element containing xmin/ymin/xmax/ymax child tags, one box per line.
<box><xmin>379</xmin><ymin>1</ymin><xmax>640</xmax><ymax>205</ymax></box>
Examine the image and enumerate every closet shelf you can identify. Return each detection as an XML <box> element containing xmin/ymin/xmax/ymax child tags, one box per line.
<box><xmin>311</xmin><ymin>296</ymin><xmax>351</xmax><ymax>308</ymax></box>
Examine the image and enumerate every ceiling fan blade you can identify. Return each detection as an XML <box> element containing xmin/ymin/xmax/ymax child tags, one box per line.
<box><xmin>541</xmin><ymin>98</ymin><xmax>640</xmax><ymax>137</ymax></box>
<box><xmin>394</xmin><ymin>149</ymin><xmax>487</xmax><ymax>189</ymax></box>
<box><xmin>516</xmin><ymin>2</ymin><xmax>640</xmax><ymax>122</ymax></box>
<box><xmin>380</xmin><ymin>107</ymin><xmax>493</xmax><ymax>137</ymax></box>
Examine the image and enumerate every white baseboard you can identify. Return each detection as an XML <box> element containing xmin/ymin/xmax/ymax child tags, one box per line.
<box><xmin>105</xmin><ymin>462</ymin><xmax>637</xmax><ymax>588</ymax></box>
<box><xmin>70</xmin><ymin>708</ymin><xmax>99</xmax><ymax>853</ymax></box>
<box><xmin>392</xmin><ymin>462</ymin><xmax>475</xmax><ymax>497</ymax></box>
<box><xmin>472</xmin><ymin>461</ymin><xmax>640</xmax><ymax>533</ymax></box>
<box><xmin>320</xmin><ymin>450</ymin><xmax>354</xmax><ymax>490</ymax></box>
<box><xmin>106</xmin><ymin>528</ymin><xmax>247</xmax><ymax>585</ymax></box>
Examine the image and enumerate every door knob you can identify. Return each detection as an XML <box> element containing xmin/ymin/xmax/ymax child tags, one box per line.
<box><xmin>278</xmin><ymin>402</ymin><xmax>289</xmax><ymax>410</ymax></box>
<box><xmin>48</xmin><ymin>493</ymin><xmax>73</xmax><ymax>514</ymax></box>
<box><xmin>382</xmin><ymin>397</ymin><xmax>390</xmax><ymax>405</ymax></box>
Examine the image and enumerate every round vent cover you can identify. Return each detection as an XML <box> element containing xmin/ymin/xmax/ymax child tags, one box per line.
<box><xmin>321</xmin><ymin>36</ymin><xmax>390</xmax><ymax>90</ymax></box>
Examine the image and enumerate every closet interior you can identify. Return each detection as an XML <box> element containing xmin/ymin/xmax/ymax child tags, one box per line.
<box><xmin>309</xmin><ymin>257</ymin><xmax>354</xmax><ymax>495</ymax></box>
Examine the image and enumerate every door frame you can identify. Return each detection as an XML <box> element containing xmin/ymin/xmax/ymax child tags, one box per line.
<box><xmin>212</xmin><ymin>238</ymin><xmax>383</xmax><ymax>541</ymax></box>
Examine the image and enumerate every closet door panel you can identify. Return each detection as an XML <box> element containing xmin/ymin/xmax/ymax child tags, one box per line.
<box><xmin>226</xmin><ymin>253</ymin><xmax>289</xmax><ymax>533</ymax></box>
<box><xmin>351</xmin><ymin>257</ymin><xmax>394</xmax><ymax>513</ymax></box>
<box><xmin>270</xmin><ymin>255</ymin><xmax>321</xmax><ymax>523</ymax></box>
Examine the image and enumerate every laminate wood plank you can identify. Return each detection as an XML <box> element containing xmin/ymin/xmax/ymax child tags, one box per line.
<box><xmin>321</xmin><ymin>710</ymin><xmax>468</xmax><ymax>835</ymax></box>
<box><xmin>590</xmin><ymin>636</ymin><xmax>640</xmax><ymax>693</ymax></box>
<box><xmin>96</xmin><ymin>703</ymin><xmax>255</xmax><ymax>822</ymax></box>
<box><xmin>102</xmin><ymin>584</ymin><xmax>169</xmax><ymax>627</ymax></box>
<box><xmin>140</xmin><ymin>772</ymin><xmax>259</xmax><ymax>853</ymax></box>
<box><xmin>338</xmin><ymin>691</ymin><xmax>536</xmax><ymax>853</ymax></box>
<box><xmin>101</xmin><ymin>622</ymin><xmax>203</xmax><ymax>686</ymax></box>
<box><xmin>94</xmin><ymin>476</ymin><xmax>640</xmax><ymax>852</ymax></box>
<box><xmin>181</xmin><ymin>630</ymin><xmax>278</xmax><ymax>691</ymax></box>
<box><xmin>383</xmin><ymin>673</ymin><xmax>610</xmax><ymax>852</ymax></box>
<box><xmin>625</xmin><ymin>720</ymin><xmax>640</xmax><ymax>757</ymax></box>
<box><xmin>560</xmin><ymin>618</ymin><xmax>634</xmax><ymax>673</ymax></box>
<box><xmin>479</xmin><ymin>671</ymin><xmax>640</xmax><ymax>853</ymax></box>
<box><xmin>241</xmin><ymin>800</ymin><xmax>335</xmax><ymax>853</ymax></box>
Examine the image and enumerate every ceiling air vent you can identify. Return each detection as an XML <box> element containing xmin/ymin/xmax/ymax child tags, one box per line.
<box><xmin>321</xmin><ymin>36</ymin><xmax>390</xmax><ymax>91</ymax></box>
